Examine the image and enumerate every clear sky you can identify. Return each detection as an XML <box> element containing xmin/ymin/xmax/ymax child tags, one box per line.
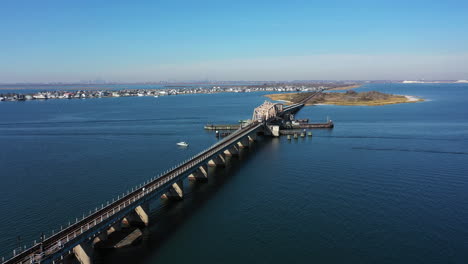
<box><xmin>1</xmin><ymin>0</ymin><xmax>468</xmax><ymax>82</ymax></box>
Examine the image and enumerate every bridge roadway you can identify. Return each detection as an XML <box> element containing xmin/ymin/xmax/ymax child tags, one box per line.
<box><xmin>280</xmin><ymin>91</ymin><xmax>322</xmax><ymax>114</ymax></box>
<box><xmin>282</xmin><ymin>103</ymin><xmax>304</xmax><ymax>113</ymax></box>
<box><xmin>4</xmin><ymin>121</ymin><xmax>264</xmax><ymax>264</ymax></box>
<box><xmin>297</xmin><ymin>91</ymin><xmax>322</xmax><ymax>105</ymax></box>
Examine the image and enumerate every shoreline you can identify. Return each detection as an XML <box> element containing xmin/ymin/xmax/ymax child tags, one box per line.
<box><xmin>404</xmin><ymin>95</ymin><xmax>420</xmax><ymax>102</ymax></box>
<box><xmin>0</xmin><ymin>82</ymin><xmax>364</xmax><ymax>102</ymax></box>
<box><xmin>0</xmin><ymin>84</ymin><xmax>329</xmax><ymax>102</ymax></box>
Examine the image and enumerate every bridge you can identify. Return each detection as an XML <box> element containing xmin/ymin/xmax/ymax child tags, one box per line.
<box><xmin>2</xmin><ymin>95</ymin><xmax>319</xmax><ymax>264</ymax></box>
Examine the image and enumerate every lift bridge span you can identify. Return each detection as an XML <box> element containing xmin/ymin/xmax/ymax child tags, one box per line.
<box><xmin>2</xmin><ymin>100</ymin><xmax>309</xmax><ymax>264</ymax></box>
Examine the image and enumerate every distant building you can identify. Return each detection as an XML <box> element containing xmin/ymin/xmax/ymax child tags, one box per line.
<box><xmin>33</xmin><ymin>93</ymin><xmax>47</xmax><ymax>99</ymax></box>
<box><xmin>402</xmin><ymin>80</ymin><xmax>425</xmax><ymax>83</ymax></box>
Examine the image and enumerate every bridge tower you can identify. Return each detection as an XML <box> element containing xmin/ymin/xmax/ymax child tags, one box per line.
<box><xmin>252</xmin><ymin>101</ymin><xmax>284</xmax><ymax>122</ymax></box>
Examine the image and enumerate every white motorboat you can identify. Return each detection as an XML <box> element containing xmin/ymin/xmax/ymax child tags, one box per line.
<box><xmin>177</xmin><ymin>141</ymin><xmax>189</xmax><ymax>147</ymax></box>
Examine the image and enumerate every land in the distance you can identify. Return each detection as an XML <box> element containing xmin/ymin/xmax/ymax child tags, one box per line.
<box><xmin>265</xmin><ymin>90</ymin><xmax>424</xmax><ymax>106</ymax></box>
<box><xmin>327</xmin><ymin>84</ymin><xmax>363</xmax><ymax>90</ymax></box>
<box><xmin>0</xmin><ymin>82</ymin><xmax>361</xmax><ymax>102</ymax></box>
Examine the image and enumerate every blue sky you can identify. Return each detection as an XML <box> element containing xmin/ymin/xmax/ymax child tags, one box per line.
<box><xmin>1</xmin><ymin>0</ymin><xmax>468</xmax><ymax>82</ymax></box>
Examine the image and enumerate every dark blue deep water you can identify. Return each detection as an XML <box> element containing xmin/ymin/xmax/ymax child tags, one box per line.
<box><xmin>1</xmin><ymin>83</ymin><xmax>467</xmax><ymax>263</ymax></box>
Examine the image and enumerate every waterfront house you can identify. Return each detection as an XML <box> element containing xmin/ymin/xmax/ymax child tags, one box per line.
<box><xmin>33</xmin><ymin>93</ymin><xmax>47</xmax><ymax>99</ymax></box>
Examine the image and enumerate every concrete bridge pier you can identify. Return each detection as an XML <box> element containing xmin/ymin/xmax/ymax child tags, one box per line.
<box><xmin>107</xmin><ymin>222</ymin><xmax>122</xmax><ymax>236</ymax></box>
<box><xmin>208</xmin><ymin>153</ymin><xmax>226</xmax><ymax>167</ymax></box>
<box><xmin>161</xmin><ymin>180</ymin><xmax>184</xmax><ymax>200</ymax></box>
<box><xmin>248</xmin><ymin>134</ymin><xmax>257</xmax><ymax>142</ymax></box>
<box><xmin>122</xmin><ymin>203</ymin><xmax>150</xmax><ymax>227</ymax></box>
<box><xmin>72</xmin><ymin>240</ymin><xmax>94</xmax><ymax>264</ymax></box>
<box><xmin>134</xmin><ymin>204</ymin><xmax>150</xmax><ymax>226</ymax></box>
<box><xmin>92</xmin><ymin>231</ymin><xmax>108</xmax><ymax>246</ymax></box>
<box><xmin>224</xmin><ymin>145</ymin><xmax>239</xmax><ymax>156</ymax></box>
<box><xmin>237</xmin><ymin>137</ymin><xmax>250</xmax><ymax>149</ymax></box>
<box><xmin>188</xmin><ymin>164</ymin><xmax>208</xmax><ymax>181</ymax></box>
<box><xmin>266</xmin><ymin>125</ymin><xmax>280</xmax><ymax>137</ymax></box>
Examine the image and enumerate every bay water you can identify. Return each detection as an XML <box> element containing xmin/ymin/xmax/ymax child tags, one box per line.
<box><xmin>1</xmin><ymin>83</ymin><xmax>467</xmax><ymax>263</ymax></box>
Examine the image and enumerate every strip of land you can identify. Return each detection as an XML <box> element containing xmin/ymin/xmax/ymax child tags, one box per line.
<box><xmin>0</xmin><ymin>82</ymin><xmax>362</xmax><ymax>102</ymax></box>
<box><xmin>265</xmin><ymin>90</ymin><xmax>424</xmax><ymax>106</ymax></box>
<box><xmin>327</xmin><ymin>84</ymin><xmax>363</xmax><ymax>90</ymax></box>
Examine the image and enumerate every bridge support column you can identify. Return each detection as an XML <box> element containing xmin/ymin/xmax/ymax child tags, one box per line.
<box><xmin>267</xmin><ymin>125</ymin><xmax>280</xmax><ymax>137</ymax></box>
<box><xmin>107</xmin><ymin>222</ymin><xmax>122</xmax><ymax>236</ymax></box>
<box><xmin>134</xmin><ymin>204</ymin><xmax>150</xmax><ymax>226</ymax></box>
<box><xmin>208</xmin><ymin>153</ymin><xmax>226</xmax><ymax>167</ymax></box>
<box><xmin>92</xmin><ymin>231</ymin><xmax>108</xmax><ymax>246</ymax></box>
<box><xmin>188</xmin><ymin>164</ymin><xmax>208</xmax><ymax>181</ymax></box>
<box><xmin>122</xmin><ymin>203</ymin><xmax>150</xmax><ymax>227</ymax></box>
<box><xmin>73</xmin><ymin>241</ymin><xmax>94</xmax><ymax>264</ymax></box>
<box><xmin>161</xmin><ymin>180</ymin><xmax>184</xmax><ymax>200</ymax></box>
<box><xmin>248</xmin><ymin>134</ymin><xmax>257</xmax><ymax>142</ymax></box>
<box><xmin>224</xmin><ymin>145</ymin><xmax>239</xmax><ymax>156</ymax></box>
<box><xmin>237</xmin><ymin>137</ymin><xmax>250</xmax><ymax>149</ymax></box>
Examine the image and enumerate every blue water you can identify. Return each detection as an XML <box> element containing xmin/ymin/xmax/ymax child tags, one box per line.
<box><xmin>0</xmin><ymin>84</ymin><xmax>467</xmax><ymax>263</ymax></box>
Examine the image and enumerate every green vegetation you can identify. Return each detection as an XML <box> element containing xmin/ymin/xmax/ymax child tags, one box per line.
<box><xmin>265</xmin><ymin>90</ymin><xmax>424</xmax><ymax>106</ymax></box>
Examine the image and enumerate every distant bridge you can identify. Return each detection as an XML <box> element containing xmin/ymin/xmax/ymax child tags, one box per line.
<box><xmin>2</xmin><ymin>93</ymin><xmax>319</xmax><ymax>264</ymax></box>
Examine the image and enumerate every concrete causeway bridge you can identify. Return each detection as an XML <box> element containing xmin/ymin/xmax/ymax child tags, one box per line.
<box><xmin>2</xmin><ymin>96</ymin><xmax>316</xmax><ymax>264</ymax></box>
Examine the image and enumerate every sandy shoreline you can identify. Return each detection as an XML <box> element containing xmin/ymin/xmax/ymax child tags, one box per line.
<box><xmin>274</xmin><ymin>99</ymin><xmax>292</xmax><ymax>103</ymax></box>
<box><xmin>404</xmin><ymin>95</ymin><xmax>419</xmax><ymax>102</ymax></box>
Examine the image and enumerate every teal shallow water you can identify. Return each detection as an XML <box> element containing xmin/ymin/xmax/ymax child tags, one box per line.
<box><xmin>1</xmin><ymin>84</ymin><xmax>468</xmax><ymax>263</ymax></box>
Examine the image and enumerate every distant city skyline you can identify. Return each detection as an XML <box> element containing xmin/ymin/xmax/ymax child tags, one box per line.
<box><xmin>1</xmin><ymin>0</ymin><xmax>467</xmax><ymax>82</ymax></box>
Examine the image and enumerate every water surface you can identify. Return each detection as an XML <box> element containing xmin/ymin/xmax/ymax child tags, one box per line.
<box><xmin>1</xmin><ymin>84</ymin><xmax>467</xmax><ymax>263</ymax></box>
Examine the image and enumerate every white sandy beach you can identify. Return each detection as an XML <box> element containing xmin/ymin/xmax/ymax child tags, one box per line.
<box><xmin>274</xmin><ymin>99</ymin><xmax>292</xmax><ymax>103</ymax></box>
<box><xmin>405</xmin><ymin>95</ymin><xmax>419</xmax><ymax>102</ymax></box>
